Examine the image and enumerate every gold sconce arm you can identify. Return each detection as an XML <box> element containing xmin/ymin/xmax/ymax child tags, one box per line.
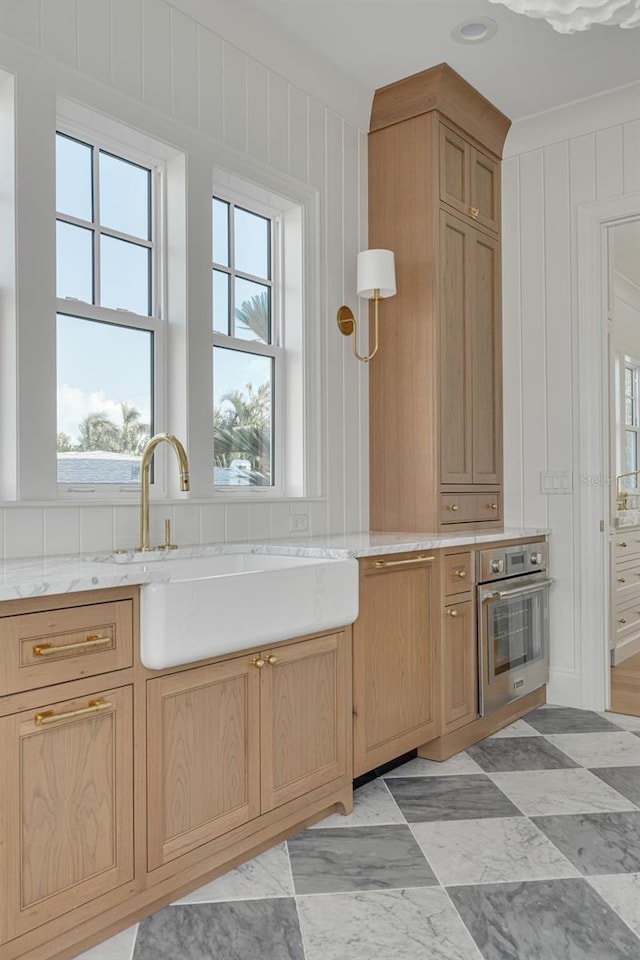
<box><xmin>337</xmin><ymin>291</ymin><xmax>380</xmax><ymax>364</ymax></box>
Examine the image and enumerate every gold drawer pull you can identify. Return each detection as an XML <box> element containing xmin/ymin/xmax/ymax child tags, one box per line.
<box><xmin>618</xmin><ymin>577</ymin><xmax>627</xmax><ymax>583</ymax></box>
<box><xmin>33</xmin><ymin>634</ymin><xmax>112</xmax><ymax>657</ymax></box>
<box><xmin>447</xmin><ymin>504</ymin><xmax>460</xmax><ymax>512</ymax></box>
<box><xmin>619</xmin><ymin>618</ymin><xmax>627</xmax><ymax>625</ymax></box>
<box><xmin>487</xmin><ymin>503</ymin><xmax>498</xmax><ymax>510</ymax></box>
<box><xmin>265</xmin><ymin>655</ymin><xmax>278</xmax><ymax>665</ymax></box>
<box><xmin>34</xmin><ymin>699</ymin><xmax>112</xmax><ymax>726</ymax></box>
<box><xmin>469</xmin><ymin>206</ymin><xmax>479</xmax><ymax>219</ymax></box>
<box><xmin>620</xmin><ymin>542</ymin><xmax>628</xmax><ymax>548</ymax></box>
<box><xmin>251</xmin><ymin>657</ymin><xmax>266</xmax><ymax>669</ymax></box>
<box><xmin>447</xmin><ymin>609</ymin><xmax>459</xmax><ymax>617</ymax></box>
<box><xmin>454</xmin><ymin>569</ymin><xmax>467</xmax><ymax>578</ymax></box>
<box><xmin>375</xmin><ymin>555</ymin><xmax>435</xmax><ymax>568</ymax></box>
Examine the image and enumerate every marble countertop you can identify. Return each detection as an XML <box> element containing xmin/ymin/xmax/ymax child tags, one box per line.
<box><xmin>0</xmin><ymin>527</ymin><xmax>549</xmax><ymax>602</ymax></box>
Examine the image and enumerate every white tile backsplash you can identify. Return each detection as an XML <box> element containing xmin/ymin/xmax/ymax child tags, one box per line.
<box><xmin>113</xmin><ymin>506</ymin><xmax>140</xmax><ymax>553</ymax></box>
<box><xmin>248</xmin><ymin>503</ymin><xmax>271</xmax><ymax>540</ymax></box>
<box><xmin>270</xmin><ymin>502</ymin><xmax>291</xmax><ymax>539</ymax></box>
<box><xmin>201</xmin><ymin>503</ymin><xmax>226</xmax><ymax>544</ymax></box>
<box><xmin>4</xmin><ymin>507</ymin><xmax>44</xmax><ymax>559</ymax></box>
<box><xmin>44</xmin><ymin>507</ymin><xmax>81</xmax><ymax>556</ymax></box>
<box><xmin>0</xmin><ymin>498</ymin><xmax>332</xmax><ymax>561</ymax></box>
<box><xmin>172</xmin><ymin>504</ymin><xmax>202</xmax><ymax>547</ymax></box>
<box><xmin>79</xmin><ymin>507</ymin><xmax>114</xmax><ymax>554</ymax></box>
<box><xmin>225</xmin><ymin>503</ymin><xmax>250</xmax><ymax>542</ymax></box>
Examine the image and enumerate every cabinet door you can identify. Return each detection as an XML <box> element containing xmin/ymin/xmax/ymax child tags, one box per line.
<box><xmin>440</xmin><ymin>212</ymin><xmax>473</xmax><ymax>484</ymax></box>
<box><xmin>260</xmin><ymin>633</ymin><xmax>349</xmax><ymax>812</ymax></box>
<box><xmin>439</xmin><ymin>125</ymin><xmax>470</xmax><ymax>217</ymax></box>
<box><xmin>353</xmin><ymin>556</ymin><xmax>439</xmax><ymax>777</ymax></box>
<box><xmin>470</xmin><ymin>148</ymin><xmax>500</xmax><ymax>234</ymax></box>
<box><xmin>147</xmin><ymin>658</ymin><xmax>261</xmax><ymax>870</ymax></box>
<box><xmin>0</xmin><ymin>686</ymin><xmax>133</xmax><ymax>942</ymax></box>
<box><xmin>471</xmin><ymin>229</ymin><xmax>502</xmax><ymax>485</ymax></box>
<box><xmin>443</xmin><ymin>600</ymin><xmax>478</xmax><ymax>733</ymax></box>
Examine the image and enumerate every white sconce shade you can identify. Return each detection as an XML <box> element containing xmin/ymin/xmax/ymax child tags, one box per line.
<box><xmin>357</xmin><ymin>249</ymin><xmax>396</xmax><ymax>299</ymax></box>
<box><xmin>337</xmin><ymin>247</ymin><xmax>397</xmax><ymax>363</ymax></box>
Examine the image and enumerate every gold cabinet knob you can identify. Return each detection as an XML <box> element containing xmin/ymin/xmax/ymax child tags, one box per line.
<box><xmin>265</xmin><ymin>655</ymin><xmax>278</xmax><ymax>665</ymax></box>
<box><xmin>469</xmin><ymin>206</ymin><xmax>479</xmax><ymax>219</ymax></box>
<box><xmin>487</xmin><ymin>503</ymin><xmax>498</xmax><ymax>510</ymax></box>
<box><xmin>620</xmin><ymin>542</ymin><xmax>628</xmax><ymax>548</ymax></box>
<box><xmin>619</xmin><ymin>618</ymin><xmax>627</xmax><ymax>625</ymax></box>
<box><xmin>448</xmin><ymin>504</ymin><xmax>459</xmax><ymax>511</ymax></box>
<box><xmin>251</xmin><ymin>657</ymin><xmax>266</xmax><ymax>669</ymax></box>
<box><xmin>455</xmin><ymin>569</ymin><xmax>467</xmax><ymax>578</ymax></box>
<box><xmin>618</xmin><ymin>577</ymin><xmax>627</xmax><ymax>583</ymax></box>
<box><xmin>447</xmin><ymin>609</ymin><xmax>459</xmax><ymax>617</ymax></box>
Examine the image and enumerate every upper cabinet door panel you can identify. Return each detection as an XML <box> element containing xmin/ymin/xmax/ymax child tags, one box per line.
<box><xmin>440</xmin><ymin>212</ymin><xmax>473</xmax><ymax>484</ymax></box>
<box><xmin>470</xmin><ymin>149</ymin><xmax>500</xmax><ymax>235</ymax></box>
<box><xmin>471</xmin><ymin>230</ymin><xmax>502</xmax><ymax>484</ymax></box>
<box><xmin>439</xmin><ymin>125</ymin><xmax>470</xmax><ymax>217</ymax></box>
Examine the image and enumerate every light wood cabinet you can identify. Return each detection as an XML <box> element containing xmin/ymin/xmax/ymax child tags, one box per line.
<box><xmin>353</xmin><ymin>554</ymin><xmax>439</xmax><ymax>777</ymax></box>
<box><xmin>439</xmin><ymin>124</ymin><xmax>500</xmax><ymax>235</ymax></box>
<box><xmin>1</xmin><ymin>588</ymin><xmax>352</xmax><ymax>960</ymax></box>
<box><xmin>146</xmin><ymin>657</ymin><xmax>261</xmax><ymax>870</ymax></box>
<box><xmin>147</xmin><ymin>632</ymin><xmax>350</xmax><ymax>869</ymax></box>
<box><xmin>368</xmin><ymin>63</ymin><xmax>509</xmax><ymax>533</ymax></box>
<box><xmin>261</xmin><ymin>633</ymin><xmax>349</xmax><ymax>811</ymax></box>
<box><xmin>0</xmin><ymin>684</ymin><xmax>134</xmax><ymax>943</ymax></box>
<box><xmin>0</xmin><ymin>598</ymin><xmax>133</xmax><ymax>696</ymax></box>
<box><xmin>442</xmin><ymin>599</ymin><xmax>477</xmax><ymax>733</ymax></box>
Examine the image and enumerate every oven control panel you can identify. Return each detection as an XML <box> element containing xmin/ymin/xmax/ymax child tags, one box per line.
<box><xmin>478</xmin><ymin>541</ymin><xmax>548</xmax><ymax>583</ymax></box>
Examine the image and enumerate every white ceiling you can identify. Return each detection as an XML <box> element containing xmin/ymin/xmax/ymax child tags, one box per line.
<box><xmin>246</xmin><ymin>0</ymin><xmax>640</xmax><ymax>121</ymax></box>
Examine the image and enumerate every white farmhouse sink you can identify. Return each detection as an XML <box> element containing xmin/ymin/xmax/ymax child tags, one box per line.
<box><xmin>138</xmin><ymin>553</ymin><xmax>359</xmax><ymax>669</ymax></box>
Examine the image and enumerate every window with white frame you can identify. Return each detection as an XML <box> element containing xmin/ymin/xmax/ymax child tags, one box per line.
<box><xmin>212</xmin><ymin>194</ymin><xmax>281</xmax><ymax>489</ymax></box>
<box><xmin>55</xmin><ymin>130</ymin><xmax>162</xmax><ymax>490</ymax></box>
<box><xmin>623</xmin><ymin>357</ymin><xmax>640</xmax><ymax>486</ymax></box>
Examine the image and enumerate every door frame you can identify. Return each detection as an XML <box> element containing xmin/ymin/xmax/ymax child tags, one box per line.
<box><xmin>577</xmin><ymin>192</ymin><xmax>640</xmax><ymax>711</ymax></box>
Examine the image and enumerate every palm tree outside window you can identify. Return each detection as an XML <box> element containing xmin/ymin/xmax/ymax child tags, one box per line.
<box><xmin>212</xmin><ymin>195</ymin><xmax>281</xmax><ymax>488</ymax></box>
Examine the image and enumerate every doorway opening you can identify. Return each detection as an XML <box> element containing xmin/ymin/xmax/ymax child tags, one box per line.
<box><xmin>609</xmin><ymin>218</ymin><xmax>640</xmax><ymax>718</ymax></box>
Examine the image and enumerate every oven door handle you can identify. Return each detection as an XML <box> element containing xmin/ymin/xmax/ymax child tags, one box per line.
<box><xmin>487</xmin><ymin>578</ymin><xmax>554</xmax><ymax>601</ymax></box>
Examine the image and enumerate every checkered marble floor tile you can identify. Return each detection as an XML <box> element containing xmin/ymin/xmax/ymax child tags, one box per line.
<box><xmin>72</xmin><ymin>706</ymin><xmax>640</xmax><ymax>960</ymax></box>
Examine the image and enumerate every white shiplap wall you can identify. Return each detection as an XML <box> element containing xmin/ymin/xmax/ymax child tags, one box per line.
<box><xmin>502</xmin><ymin>86</ymin><xmax>640</xmax><ymax>707</ymax></box>
<box><xmin>0</xmin><ymin>0</ymin><xmax>369</xmax><ymax>558</ymax></box>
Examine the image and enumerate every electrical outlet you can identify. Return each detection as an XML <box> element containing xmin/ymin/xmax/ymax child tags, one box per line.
<box><xmin>290</xmin><ymin>513</ymin><xmax>309</xmax><ymax>533</ymax></box>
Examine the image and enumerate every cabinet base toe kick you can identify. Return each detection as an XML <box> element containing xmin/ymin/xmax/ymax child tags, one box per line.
<box><xmin>417</xmin><ymin>686</ymin><xmax>547</xmax><ymax>762</ymax></box>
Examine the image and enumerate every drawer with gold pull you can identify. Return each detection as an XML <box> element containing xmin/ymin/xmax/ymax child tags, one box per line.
<box><xmin>443</xmin><ymin>552</ymin><xmax>473</xmax><ymax>596</ymax></box>
<box><xmin>614</xmin><ymin>533</ymin><xmax>640</xmax><ymax>561</ymax></box>
<box><xmin>440</xmin><ymin>493</ymin><xmax>502</xmax><ymax>525</ymax></box>
<box><xmin>0</xmin><ymin>600</ymin><xmax>134</xmax><ymax>696</ymax></box>
<box><xmin>615</xmin><ymin>597</ymin><xmax>640</xmax><ymax>641</ymax></box>
<box><xmin>614</xmin><ymin>557</ymin><xmax>640</xmax><ymax>605</ymax></box>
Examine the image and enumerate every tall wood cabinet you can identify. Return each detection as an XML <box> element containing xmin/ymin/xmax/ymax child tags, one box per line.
<box><xmin>368</xmin><ymin>64</ymin><xmax>510</xmax><ymax>532</ymax></box>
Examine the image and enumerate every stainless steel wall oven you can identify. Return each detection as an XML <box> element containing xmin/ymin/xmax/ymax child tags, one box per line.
<box><xmin>477</xmin><ymin>542</ymin><xmax>552</xmax><ymax>715</ymax></box>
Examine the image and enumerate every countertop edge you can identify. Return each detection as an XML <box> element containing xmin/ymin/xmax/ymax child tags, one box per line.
<box><xmin>0</xmin><ymin>528</ymin><xmax>551</xmax><ymax>602</ymax></box>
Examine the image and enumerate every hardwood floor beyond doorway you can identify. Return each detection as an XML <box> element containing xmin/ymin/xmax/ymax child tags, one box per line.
<box><xmin>611</xmin><ymin>651</ymin><xmax>640</xmax><ymax>716</ymax></box>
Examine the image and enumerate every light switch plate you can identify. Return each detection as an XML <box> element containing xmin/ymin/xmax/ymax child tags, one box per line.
<box><xmin>540</xmin><ymin>471</ymin><xmax>573</xmax><ymax>494</ymax></box>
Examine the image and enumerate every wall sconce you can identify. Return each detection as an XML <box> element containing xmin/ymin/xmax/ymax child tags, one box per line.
<box><xmin>337</xmin><ymin>249</ymin><xmax>396</xmax><ymax>363</ymax></box>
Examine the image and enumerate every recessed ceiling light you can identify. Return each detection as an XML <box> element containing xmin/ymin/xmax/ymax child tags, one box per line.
<box><xmin>452</xmin><ymin>17</ymin><xmax>499</xmax><ymax>43</ymax></box>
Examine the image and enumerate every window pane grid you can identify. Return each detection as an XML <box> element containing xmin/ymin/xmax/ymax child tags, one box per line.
<box><xmin>212</xmin><ymin>195</ymin><xmax>274</xmax><ymax>344</ymax></box>
<box><xmin>212</xmin><ymin>193</ymin><xmax>277</xmax><ymax>489</ymax></box>
<box><xmin>56</xmin><ymin>131</ymin><xmax>155</xmax><ymax>317</ymax></box>
<box><xmin>56</xmin><ymin>129</ymin><xmax>161</xmax><ymax>489</ymax></box>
